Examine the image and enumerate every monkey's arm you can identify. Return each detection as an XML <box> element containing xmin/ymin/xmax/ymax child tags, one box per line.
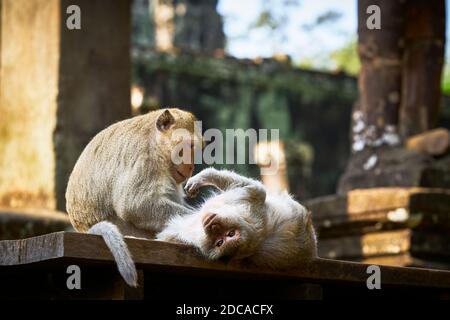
<box><xmin>113</xmin><ymin>182</ymin><xmax>194</xmax><ymax>234</ymax></box>
<box><xmin>185</xmin><ymin>168</ymin><xmax>264</xmax><ymax>195</ymax></box>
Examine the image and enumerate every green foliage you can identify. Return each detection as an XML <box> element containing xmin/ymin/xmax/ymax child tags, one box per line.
<box><xmin>248</xmin><ymin>0</ymin><xmax>301</xmax><ymax>46</ymax></box>
<box><xmin>329</xmin><ymin>38</ymin><xmax>360</xmax><ymax>75</ymax></box>
<box><xmin>442</xmin><ymin>61</ymin><xmax>450</xmax><ymax>95</ymax></box>
<box><xmin>256</xmin><ymin>90</ymin><xmax>291</xmax><ymax>140</ymax></box>
<box><xmin>302</xmin><ymin>10</ymin><xmax>343</xmax><ymax>31</ymax></box>
<box><xmin>252</xmin><ymin>11</ymin><xmax>280</xmax><ymax>30</ymax></box>
<box><xmin>296</xmin><ymin>38</ymin><xmax>360</xmax><ymax>76</ymax></box>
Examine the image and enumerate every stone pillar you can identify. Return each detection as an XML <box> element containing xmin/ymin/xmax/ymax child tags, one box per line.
<box><xmin>400</xmin><ymin>0</ymin><xmax>445</xmax><ymax>138</ymax></box>
<box><xmin>353</xmin><ymin>0</ymin><xmax>405</xmax><ymax>150</ymax></box>
<box><xmin>338</xmin><ymin>0</ymin><xmax>449</xmax><ymax>194</ymax></box>
<box><xmin>152</xmin><ymin>0</ymin><xmax>225</xmax><ymax>53</ymax></box>
<box><xmin>0</xmin><ymin>0</ymin><xmax>131</xmax><ymax>211</ymax></box>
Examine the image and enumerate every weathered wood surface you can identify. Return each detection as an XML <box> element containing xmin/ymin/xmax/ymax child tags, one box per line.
<box><xmin>1</xmin><ymin>231</ymin><xmax>450</xmax><ymax>289</ymax></box>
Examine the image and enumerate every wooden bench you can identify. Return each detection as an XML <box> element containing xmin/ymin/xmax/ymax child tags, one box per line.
<box><xmin>1</xmin><ymin>232</ymin><xmax>450</xmax><ymax>299</ymax></box>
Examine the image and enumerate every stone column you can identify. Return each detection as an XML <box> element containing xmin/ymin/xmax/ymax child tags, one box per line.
<box><xmin>152</xmin><ymin>0</ymin><xmax>225</xmax><ymax>53</ymax></box>
<box><xmin>353</xmin><ymin>0</ymin><xmax>405</xmax><ymax>150</ymax></box>
<box><xmin>0</xmin><ymin>0</ymin><xmax>131</xmax><ymax>211</ymax></box>
<box><xmin>400</xmin><ymin>0</ymin><xmax>445</xmax><ymax>138</ymax></box>
<box><xmin>337</xmin><ymin>0</ymin><xmax>449</xmax><ymax>194</ymax></box>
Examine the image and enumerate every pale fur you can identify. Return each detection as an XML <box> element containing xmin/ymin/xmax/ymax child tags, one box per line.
<box><xmin>89</xmin><ymin>221</ymin><xmax>137</xmax><ymax>287</ymax></box>
<box><xmin>157</xmin><ymin>168</ymin><xmax>317</xmax><ymax>269</ymax></box>
<box><xmin>66</xmin><ymin>108</ymin><xmax>199</xmax><ymax>286</ymax></box>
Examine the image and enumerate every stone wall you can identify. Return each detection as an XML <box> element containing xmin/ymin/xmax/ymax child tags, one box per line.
<box><xmin>133</xmin><ymin>49</ymin><xmax>450</xmax><ymax>199</ymax></box>
<box><xmin>147</xmin><ymin>0</ymin><xmax>225</xmax><ymax>53</ymax></box>
<box><xmin>133</xmin><ymin>50</ymin><xmax>355</xmax><ymax>199</ymax></box>
<box><xmin>0</xmin><ymin>0</ymin><xmax>131</xmax><ymax>211</ymax></box>
<box><xmin>0</xmin><ymin>0</ymin><xmax>61</xmax><ymax>209</ymax></box>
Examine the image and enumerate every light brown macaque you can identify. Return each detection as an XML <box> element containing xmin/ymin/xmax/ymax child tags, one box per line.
<box><xmin>157</xmin><ymin>168</ymin><xmax>318</xmax><ymax>269</ymax></box>
<box><xmin>66</xmin><ymin>108</ymin><xmax>201</xmax><ymax>287</ymax></box>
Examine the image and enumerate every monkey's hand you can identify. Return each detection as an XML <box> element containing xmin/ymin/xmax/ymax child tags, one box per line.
<box><xmin>184</xmin><ymin>177</ymin><xmax>204</xmax><ymax>198</ymax></box>
<box><xmin>185</xmin><ymin>168</ymin><xmax>220</xmax><ymax>198</ymax></box>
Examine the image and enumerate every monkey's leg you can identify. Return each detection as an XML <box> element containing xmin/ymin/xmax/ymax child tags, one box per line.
<box><xmin>185</xmin><ymin>168</ymin><xmax>265</xmax><ymax>195</ymax></box>
<box><xmin>156</xmin><ymin>213</ymin><xmax>201</xmax><ymax>245</ymax></box>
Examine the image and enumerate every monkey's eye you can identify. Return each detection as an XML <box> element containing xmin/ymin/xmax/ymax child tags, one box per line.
<box><xmin>216</xmin><ymin>239</ymin><xmax>224</xmax><ymax>247</ymax></box>
<box><xmin>227</xmin><ymin>230</ymin><xmax>235</xmax><ymax>237</ymax></box>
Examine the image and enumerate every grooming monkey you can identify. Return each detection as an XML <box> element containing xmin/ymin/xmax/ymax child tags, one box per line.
<box><xmin>66</xmin><ymin>108</ymin><xmax>201</xmax><ymax>287</ymax></box>
<box><xmin>157</xmin><ymin>168</ymin><xmax>317</xmax><ymax>268</ymax></box>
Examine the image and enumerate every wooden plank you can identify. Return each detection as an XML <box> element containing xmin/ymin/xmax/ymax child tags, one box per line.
<box><xmin>1</xmin><ymin>232</ymin><xmax>450</xmax><ymax>289</ymax></box>
<box><xmin>0</xmin><ymin>232</ymin><xmax>65</xmax><ymax>265</ymax></box>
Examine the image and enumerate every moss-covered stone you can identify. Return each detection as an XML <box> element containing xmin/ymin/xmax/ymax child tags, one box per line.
<box><xmin>132</xmin><ymin>49</ymin><xmax>450</xmax><ymax>199</ymax></box>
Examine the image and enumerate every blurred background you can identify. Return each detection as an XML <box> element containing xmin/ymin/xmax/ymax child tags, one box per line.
<box><xmin>132</xmin><ymin>0</ymin><xmax>450</xmax><ymax>199</ymax></box>
<box><xmin>1</xmin><ymin>0</ymin><xmax>449</xmax><ymax>269</ymax></box>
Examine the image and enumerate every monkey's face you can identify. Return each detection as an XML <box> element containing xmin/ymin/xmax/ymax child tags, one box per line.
<box><xmin>155</xmin><ymin>108</ymin><xmax>202</xmax><ymax>184</ymax></box>
<box><xmin>197</xmin><ymin>204</ymin><xmax>259</xmax><ymax>261</ymax></box>
<box><xmin>169</xmin><ymin>137</ymin><xmax>198</xmax><ymax>183</ymax></box>
<box><xmin>200</xmin><ymin>212</ymin><xmax>242</xmax><ymax>260</ymax></box>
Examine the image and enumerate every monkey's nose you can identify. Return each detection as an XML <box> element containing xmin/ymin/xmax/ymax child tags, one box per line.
<box><xmin>202</xmin><ymin>213</ymin><xmax>217</xmax><ymax>229</ymax></box>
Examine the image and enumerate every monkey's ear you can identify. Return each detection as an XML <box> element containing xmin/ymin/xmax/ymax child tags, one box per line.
<box><xmin>156</xmin><ymin>109</ymin><xmax>176</xmax><ymax>132</ymax></box>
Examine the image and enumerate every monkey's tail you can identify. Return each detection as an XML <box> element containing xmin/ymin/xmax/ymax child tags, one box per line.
<box><xmin>88</xmin><ymin>221</ymin><xmax>138</xmax><ymax>287</ymax></box>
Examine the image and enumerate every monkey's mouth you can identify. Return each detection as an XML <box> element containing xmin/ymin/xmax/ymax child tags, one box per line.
<box><xmin>175</xmin><ymin>169</ymin><xmax>188</xmax><ymax>181</ymax></box>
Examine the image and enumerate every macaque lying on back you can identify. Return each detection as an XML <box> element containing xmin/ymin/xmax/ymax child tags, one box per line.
<box><xmin>157</xmin><ymin>168</ymin><xmax>317</xmax><ymax>268</ymax></box>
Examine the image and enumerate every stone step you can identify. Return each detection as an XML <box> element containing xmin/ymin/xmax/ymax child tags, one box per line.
<box><xmin>306</xmin><ymin>188</ymin><xmax>450</xmax><ymax>235</ymax></box>
<box><xmin>0</xmin><ymin>207</ymin><xmax>72</xmax><ymax>240</ymax></box>
<box><xmin>318</xmin><ymin>229</ymin><xmax>411</xmax><ymax>260</ymax></box>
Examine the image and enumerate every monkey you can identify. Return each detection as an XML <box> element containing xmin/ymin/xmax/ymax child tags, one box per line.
<box><xmin>156</xmin><ymin>168</ymin><xmax>317</xmax><ymax>269</ymax></box>
<box><xmin>66</xmin><ymin>108</ymin><xmax>201</xmax><ymax>287</ymax></box>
